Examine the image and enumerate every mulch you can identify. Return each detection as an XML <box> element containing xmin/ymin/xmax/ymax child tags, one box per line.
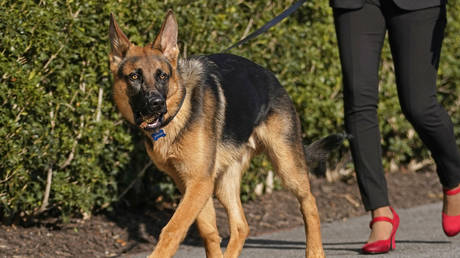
<box><xmin>0</xmin><ymin>168</ymin><xmax>443</xmax><ymax>257</ymax></box>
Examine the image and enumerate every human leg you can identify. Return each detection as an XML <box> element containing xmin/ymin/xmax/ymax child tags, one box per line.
<box><xmin>333</xmin><ymin>2</ymin><xmax>397</xmax><ymax>247</ymax></box>
<box><xmin>387</xmin><ymin>3</ymin><xmax>460</xmax><ymax>189</ymax></box>
<box><xmin>333</xmin><ymin>0</ymin><xmax>388</xmax><ymax>212</ymax></box>
<box><xmin>386</xmin><ymin>1</ymin><xmax>460</xmax><ymax>235</ymax></box>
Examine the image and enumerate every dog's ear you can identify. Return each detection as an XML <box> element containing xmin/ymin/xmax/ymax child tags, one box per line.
<box><xmin>109</xmin><ymin>14</ymin><xmax>131</xmax><ymax>71</ymax></box>
<box><xmin>152</xmin><ymin>10</ymin><xmax>179</xmax><ymax>68</ymax></box>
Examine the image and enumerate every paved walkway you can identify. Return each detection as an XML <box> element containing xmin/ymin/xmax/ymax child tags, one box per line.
<box><xmin>127</xmin><ymin>202</ymin><xmax>460</xmax><ymax>258</ymax></box>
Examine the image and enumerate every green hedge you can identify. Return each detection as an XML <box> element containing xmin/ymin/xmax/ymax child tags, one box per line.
<box><xmin>1</xmin><ymin>0</ymin><xmax>459</xmax><ymax>220</ymax></box>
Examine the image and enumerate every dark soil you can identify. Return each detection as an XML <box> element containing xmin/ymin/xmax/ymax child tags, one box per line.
<box><xmin>0</xmin><ymin>169</ymin><xmax>443</xmax><ymax>257</ymax></box>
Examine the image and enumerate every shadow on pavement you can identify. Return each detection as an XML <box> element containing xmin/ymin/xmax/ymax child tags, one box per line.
<box><xmin>242</xmin><ymin>238</ymin><xmax>306</xmax><ymax>250</ymax></box>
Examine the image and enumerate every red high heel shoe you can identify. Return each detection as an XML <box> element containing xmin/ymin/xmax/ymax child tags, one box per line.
<box><xmin>362</xmin><ymin>207</ymin><xmax>400</xmax><ymax>254</ymax></box>
<box><xmin>442</xmin><ymin>186</ymin><xmax>460</xmax><ymax>237</ymax></box>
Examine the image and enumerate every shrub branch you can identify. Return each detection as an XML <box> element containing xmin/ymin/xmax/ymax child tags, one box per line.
<box><xmin>37</xmin><ymin>167</ymin><xmax>53</xmax><ymax>214</ymax></box>
<box><xmin>117</xmin><ymin>161</ymin><xmax>153</xmax><ymax>200</ymax></box>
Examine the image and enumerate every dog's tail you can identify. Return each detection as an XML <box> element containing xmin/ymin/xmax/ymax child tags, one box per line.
<box><xmin>304</xmin><ymin>133</ymin><xmax>349</xmax><ymax>176</ymax></box>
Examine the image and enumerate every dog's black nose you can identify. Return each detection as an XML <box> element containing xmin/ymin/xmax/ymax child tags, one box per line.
<box><xmin>147</xmin><ymin>95</ymin><xmax>166</xmax><ymax>114</ymax></box>
<box><xmin>151</xmin><ymin>97</ymin><xmax>165</xmax><ymax>107</ymax></box>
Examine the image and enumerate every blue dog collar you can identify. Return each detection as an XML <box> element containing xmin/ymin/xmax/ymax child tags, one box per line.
<box><xmin>151</xmin><ymin>129</ymin><xmax>166</xmax><ymax>141</ymax></box>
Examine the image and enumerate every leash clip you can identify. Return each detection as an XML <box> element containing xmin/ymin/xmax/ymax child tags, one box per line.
<box><xmin>152</xmin><ymin>129</ymin><xmax>166</xmax><ymax>141</ymax></box>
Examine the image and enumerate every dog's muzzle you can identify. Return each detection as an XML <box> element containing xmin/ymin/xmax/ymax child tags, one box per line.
<box><xmin>138</xmin><ymin>95</ymin><xmax>167</xmax><ymax>131</ymax></box>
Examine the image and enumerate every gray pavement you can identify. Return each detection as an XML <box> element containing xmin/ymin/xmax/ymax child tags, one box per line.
<box><xmin>126</xmin><ymin>202</ymin><xmax>460</xmax><ymax>258</ymax></box>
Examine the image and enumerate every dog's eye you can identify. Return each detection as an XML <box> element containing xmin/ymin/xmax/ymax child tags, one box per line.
<box><xmin>159</xmin><ymin>73</ymin><xmax>169</xmax><ymax>81</ymax></box>
<box><xmin>159</xmin><ymin>73</ymin><xmax>167</xmax><ymax>80</ymax></box>
<box><xmin>156</xmin><ymin>70</ymin><xmax>169</xmax><ymax>81</ymax></box>
<box><xmin>128</xmin><ymin>72</ymin><xmax>139</xmax><ymax>81</ymax></box>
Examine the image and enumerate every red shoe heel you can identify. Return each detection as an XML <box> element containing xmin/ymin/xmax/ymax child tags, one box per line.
<box><xmin>442</xmin><ymin>187</ymin><xmax>460</xmax><ymax>237</ymax></box>
<box><xmin>362</xmin><ymin>207</ymin><xmax>400</xmax><ymax>254</ymax></box>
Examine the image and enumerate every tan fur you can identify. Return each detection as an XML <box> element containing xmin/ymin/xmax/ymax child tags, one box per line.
<box><xmin>255</xmin><ymin>113</ymin><xmax>324</xmax><ymax>258</ymax></box>
<box><xmin>109</xmin><ymin>11</ymin><xmax>324</xmax><ymax>258</ymax></box>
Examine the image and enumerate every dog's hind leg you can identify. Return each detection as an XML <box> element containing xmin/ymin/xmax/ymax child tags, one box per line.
<box><xmin>196</xmin><ymin>197</ymin><xmax>224</xmax><ymax>258</ymax></box>
<box><xmin>215</xmin><ymin>152</ymin><xmax>252</xmax><ymax>258</ymax></box>
<box><xmin>257</xmin><ymin>113</ymin><xmax>325</xmax><ymax>258</ymax></box>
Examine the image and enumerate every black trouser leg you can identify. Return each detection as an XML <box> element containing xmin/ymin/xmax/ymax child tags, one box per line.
<box><xmin>333</xmin><ymin>3</ymin><xmax>389</xmax><ymax>211</ymax></box>
<box><xmin>386</xmin><ymin>3</ymin><xmax>460</xmax><ymax>189</ymax></box>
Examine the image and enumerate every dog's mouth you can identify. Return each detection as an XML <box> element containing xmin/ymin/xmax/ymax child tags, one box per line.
<box><xmin>139</xmin><ymin>114</ymin><xmax>164</xmax><ymax>131</ymax></box>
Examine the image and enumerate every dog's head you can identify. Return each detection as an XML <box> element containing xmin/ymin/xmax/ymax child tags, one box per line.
<box><xmin>109</xmin><ymin>11</ymin><xmax>182</xmax><ymax>132</ymax></box>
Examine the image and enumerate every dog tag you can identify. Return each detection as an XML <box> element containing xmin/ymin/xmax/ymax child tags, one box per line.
<box><xmin>152</xmin><ymin>129</ymin><xmax>166</xmax><ymax>141</ymax></box>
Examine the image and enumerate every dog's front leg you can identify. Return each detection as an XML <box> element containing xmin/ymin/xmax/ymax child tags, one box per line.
<box><xmin>148</xmin><ymin>177</ymin><xmax>214</xmax><ymax>258</ymax></box>
<box><xmin>196</xmin><ymin>197</ymin><xmax>223</xmax><ymax>258</ymax></box>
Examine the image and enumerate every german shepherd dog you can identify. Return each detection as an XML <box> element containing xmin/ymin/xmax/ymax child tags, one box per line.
<box><xmin>109</xmin><ymin>10</ymin><xmax>342</xmax><ymax>258</ymax></box>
